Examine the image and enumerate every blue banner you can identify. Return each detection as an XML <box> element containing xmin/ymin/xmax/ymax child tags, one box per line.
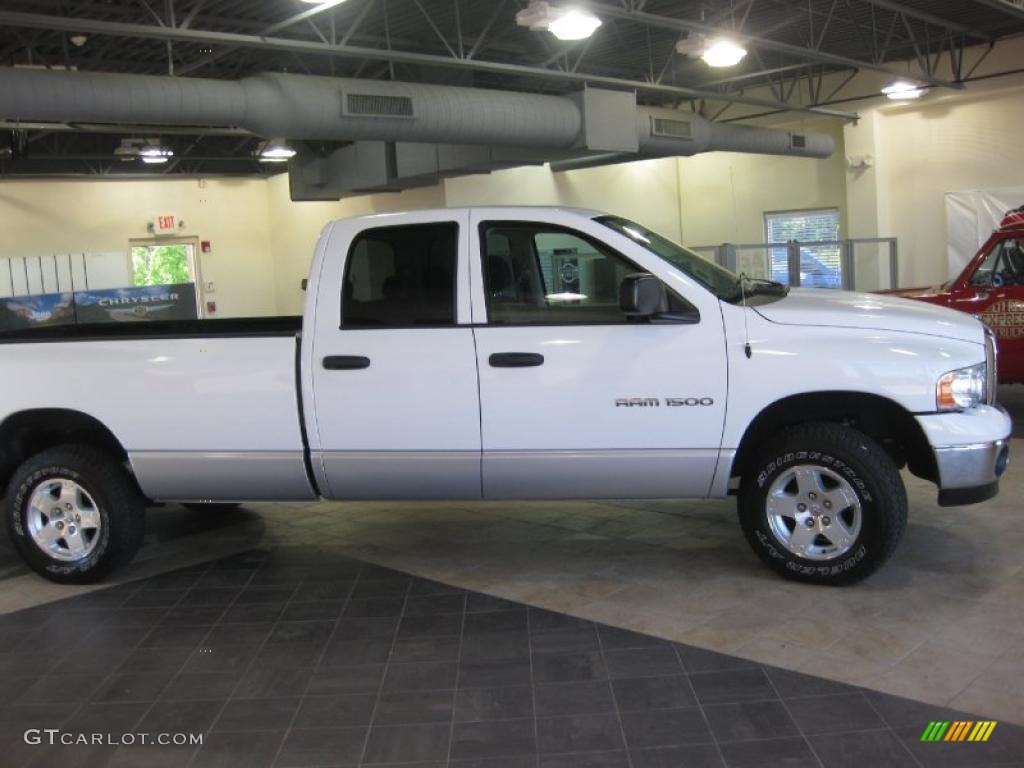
<box><xmin>0</xmin><ymin>292</ymin><xmax>76</xmax><ymax>331</ymax></box>
<box><xmin>72</xmin><ymin>283</ymin><xmax>198</xmax><ymax>324</ymax></box>
<box><xmin>0</xmin><ymin>283</ymin><xmax>198</xmax><ymax>332</ymax></box>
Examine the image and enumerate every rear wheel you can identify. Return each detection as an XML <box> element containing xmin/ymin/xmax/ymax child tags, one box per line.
<box><xmin>4</xmin><ymin>446</ymin><xmax>145</xmax><ymax>583</ymax></box>
<box><xmin>738</xmin><ymin>422</ymin><xmax>907</xmax><ymax>585</ymax></box>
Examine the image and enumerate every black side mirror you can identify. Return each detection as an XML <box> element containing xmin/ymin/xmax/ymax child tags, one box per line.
<box><xmin>619</xmin><ymin>273</ymin><xmax>700</xmax><ymax>323</ymax></box>
<box><xmin>620</xmin><ymin>273</ymin><xmax>669</xmax><ymax>316</ymax></box>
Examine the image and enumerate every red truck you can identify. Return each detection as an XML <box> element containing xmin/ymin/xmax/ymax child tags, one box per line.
<box><xmin>885</xmin><ymin>206</ymin><xmax>1024</xmax><ymax>384</ymax></box>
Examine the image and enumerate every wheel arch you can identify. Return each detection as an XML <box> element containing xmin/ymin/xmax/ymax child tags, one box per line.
<box><xmin>729</xmin><ymin>391</ymin><xmax>937</xmax><ymax>486</ymax></box>
<box><xmin>0</xmin><ymin>409</ymin><xmax>130</xmax><ymax>492</ymax></box>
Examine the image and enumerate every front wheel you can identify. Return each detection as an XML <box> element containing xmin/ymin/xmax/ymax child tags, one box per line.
<box><xmin>738</xmin><ymin>422</ymin><xmax>907</xmax><ymax>585</ymax></box>
<box><xmin>4</xmin><ymin>446</ymin><xmax>145</xmax><ymax>584</ymax></box>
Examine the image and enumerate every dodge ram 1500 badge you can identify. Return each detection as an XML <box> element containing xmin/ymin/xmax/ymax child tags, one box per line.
<box><xmin>0</xmin><ymin>207</ymin><xmax>1011</xmax><ymax>586</ymax></box>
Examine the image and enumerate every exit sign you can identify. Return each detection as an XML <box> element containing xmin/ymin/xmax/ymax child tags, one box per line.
<box><xmin>152</xmin><ymin>215</ymin><xmax>178</xmax><ymax>235</ymax></box>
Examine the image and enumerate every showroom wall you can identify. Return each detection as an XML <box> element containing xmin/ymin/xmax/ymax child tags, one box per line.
<box><xmin>3</xmin><ymin>35</ymin><xmax>1022</xmax><ymax>316</ymax></box>
<box><xmin>845</xmin><ymin>82</ymin><xmax>1024</xmax><ymax>286</ymax></box>
<box><xmin>675</xmin><ymin>117</ymin><xmax>848</xmax><ymax>247</ymax></box>
<box><xmin>0</xmin><ymin>177</ymin><xmax>279</xmax><ymax>317</ymax></box>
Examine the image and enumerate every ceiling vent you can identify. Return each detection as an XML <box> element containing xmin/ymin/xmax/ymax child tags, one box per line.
<box><xmin>790</xmin><ymin>133</ymin><xmax>807</xmax><ymax>149</ymax></box>
<box><xmin>343</xmin><ymin>92</ymin><xmax>415</xmax><ymax>118</ymax></box>
<box><xmin>651</xmin><ymin>116</ymin><xmax>693</xmax><ymax>140</ymax></box>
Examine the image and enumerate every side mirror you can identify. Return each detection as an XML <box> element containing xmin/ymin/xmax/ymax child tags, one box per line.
<box><xmin>619</xmin><ymin>273</ymin><xmax>700</xmax><ymax>323</ymax></box>
<box><xmin>619</xmin><ymin>273</ymin><xmax>669</xmax><ymax>316</ymax></box>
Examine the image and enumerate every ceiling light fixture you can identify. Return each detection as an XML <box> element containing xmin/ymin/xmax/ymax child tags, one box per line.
<box><xmin>676</xmin><ymin>33</ymin><xmax>747</xmax><ymax>68</ymax></box>
<box><xmin>700</xmin><ymin>37</ymin><xmax>747</xmax><ymax>67</ymax></box>
<box><xmin>516</xmin><ymin>2</ymin><xmax>602</xmax><ymax>42</ymax></box>
<box><xmin>882</xmin><ymin>79</ymin><xmax>925</xmax><ymax>100</ymax></box>
<box><xmin>258</xmin><ymin>141</ymin><xmax>297</xmax><ymax>162</ymax></box>
<box><xmin>139</xmin><ymin>144</ymin><xmax>173</xmax><ymax>164</ymax></box>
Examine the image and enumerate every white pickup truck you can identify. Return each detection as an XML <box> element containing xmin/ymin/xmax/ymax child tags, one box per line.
<box><xmin>0</xmin><ymin>207</ymin><xmax>1011</xmax><ymax>585</ymax></box>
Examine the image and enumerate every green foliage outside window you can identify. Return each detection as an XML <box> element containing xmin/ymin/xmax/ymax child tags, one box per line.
<box><xmin>131</xmin><ymin>244</ymin><xmax>192</xmax><ymax>286</ymax></box>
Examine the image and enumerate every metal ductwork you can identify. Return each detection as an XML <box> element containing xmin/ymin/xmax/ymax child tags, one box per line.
<box><xmin>0</xmin><ymin>67</ymin><xmax>835</xmax><ymax>198</ymax></box>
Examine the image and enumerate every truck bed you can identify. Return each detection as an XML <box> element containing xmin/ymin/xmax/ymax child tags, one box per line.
<box><xmin>0</xmin><ymin>315</ymin><xmax>315</xmax><ymax>502</ymax></box>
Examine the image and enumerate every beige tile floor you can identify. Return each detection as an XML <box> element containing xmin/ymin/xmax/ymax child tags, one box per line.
<box><xmin>2</xmin><ymin>391</ymin><xmax>1022</xmax><ymax>727</ymax></box>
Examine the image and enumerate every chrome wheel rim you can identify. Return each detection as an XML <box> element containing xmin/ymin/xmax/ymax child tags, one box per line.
<box><xmin>765</xmin><ymin>465</ymin><xmax>862</xmax><ymax>561</ymax></box>
<box><xmin>26</xmin><ymin>478</ymin><xmax>102</xmax><ymax>562</ymax></box>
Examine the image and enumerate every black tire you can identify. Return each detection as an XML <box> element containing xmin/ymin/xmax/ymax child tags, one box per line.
<box><xmin>4</xmin><ymin>446</ymin><xmax>145</xmax><ymax>584</ymax></box>
<box><xmin>738</xmin><ymin>422</ymin><xmax>907</xmax><ymax>585</ymax></box>
<box><xmin>181</xmin><ymin>502</ymin><xmax>242</xmax><ymax>513</ymax></box>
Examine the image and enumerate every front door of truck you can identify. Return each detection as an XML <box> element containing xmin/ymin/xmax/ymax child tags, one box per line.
<box><xmin>306</xmin><ymin>213</ymin><xmax>482</xmax><ymax>499</ymax></box>
<box><xmin>954</xmin><ymin>234</ymin><xmax>1024</xmax><ymax>382</ymax></box>
<box><xmin>469</xmin><ymin>215</ymin><xmax>728</xmax><ymax>499</ymax></box>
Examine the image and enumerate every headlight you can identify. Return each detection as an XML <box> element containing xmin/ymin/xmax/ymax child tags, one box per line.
<box><xmin>936</xmin><ymin>363</ymin><xmax>987</xmax><ymax>411</ymax></box>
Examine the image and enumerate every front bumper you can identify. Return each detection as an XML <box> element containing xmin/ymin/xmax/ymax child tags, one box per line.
<box><xmin>915</xmin><ymin>406</ymin><xmax>1012</xmax><ymax>507</ymax></box>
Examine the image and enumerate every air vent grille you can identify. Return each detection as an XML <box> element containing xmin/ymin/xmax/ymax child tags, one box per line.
<box><xmin>651</xmin><ymin>117</ymin><xmax>693</xmax><ymax>139</ymax></box>
<box><xmin>345</xmin><ymin>93</ymin><xmax>415</xmax><ymax>118</ymax></box>
<box><xmin>791</xmin><ymin>133</ymin><xmax>807</xmax><ymax>149</ymax></box>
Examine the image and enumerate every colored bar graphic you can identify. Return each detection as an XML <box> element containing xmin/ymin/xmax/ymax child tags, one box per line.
<box><xmin>921</xmin><ymin>721</ymin><xmax>949</xmax><ymax>741</ymax></box>
<box><xmin>921</xmin><ymin>721</ymin><xmax>997</xmax><ymax>742</ymax></box>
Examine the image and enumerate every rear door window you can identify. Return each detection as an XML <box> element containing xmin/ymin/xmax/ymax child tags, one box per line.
<box><xmin>342</xmin><ymin>223</ymin><xmax>458</xmax><ymax>327</ymax></box>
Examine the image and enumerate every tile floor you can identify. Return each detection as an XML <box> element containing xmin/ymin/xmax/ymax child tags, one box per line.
<box><xmin>0</xmin><ymin>387</ymin><xmax>1022</xmax><ymax>753</ymax></box>
<box><xmin>1</xmin><ymin>548</ymin><xmax>1022</xmax><ymax>768</ymax></box>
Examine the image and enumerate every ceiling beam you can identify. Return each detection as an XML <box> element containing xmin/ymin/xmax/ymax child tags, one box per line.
<box><xmin>971</xmin><ymin>0</ymin><xmax>1024</xmax><ymax>20</ymax></box>
<box><xmin>855</xmin><ymin>0</ymin><xmax>991</xmax><ymax>39</ymax></box>
<box><xmin>591</xmin><ymin>2</ymin><xmax>964</xmax><ymax>89</ymax></box>
<box><xmin>176</xmin><ymin>0</ymin><xmax>348</xmax><ymax>75</ymax></box>
<box><xmin>0</xmin><ymin>10</ymin><xmax>860</xmax><ymax>120</ymax></box>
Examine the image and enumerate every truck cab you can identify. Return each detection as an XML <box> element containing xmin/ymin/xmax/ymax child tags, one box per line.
<box><xmin>886</xmin><ymin>213</ymin><xmax>1024</xmax><ymax>384</ymax></box>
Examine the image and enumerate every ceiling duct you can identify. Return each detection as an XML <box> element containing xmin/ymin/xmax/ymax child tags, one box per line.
<box><xmin>0</xmin><ymin>67</ymin><xmax>834</xmax><ymax>195</ymax></box>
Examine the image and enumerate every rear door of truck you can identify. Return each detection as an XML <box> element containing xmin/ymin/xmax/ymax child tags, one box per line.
<box><xmin>305</xmin><ymin>211</ymin><xmax>483</xmax><ymax>499</ymax></box>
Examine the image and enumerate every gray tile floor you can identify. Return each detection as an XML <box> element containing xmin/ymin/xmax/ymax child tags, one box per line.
<box><xmin>2</xmin><ymin>547</ymin><xmax>1022</xmax><ymax>768</ymax></box>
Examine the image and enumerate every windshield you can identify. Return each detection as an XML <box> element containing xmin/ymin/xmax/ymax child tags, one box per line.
<box><xmin>596</xmin><ymin>215</ymin><xmax>744</xmax><ymax>302</ymax></box>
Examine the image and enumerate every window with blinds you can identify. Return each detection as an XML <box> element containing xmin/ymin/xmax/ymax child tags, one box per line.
<box><xmin>764</xmin><ymin>208</ymin><xmax>842</xmax><ymax>288</ymax></box>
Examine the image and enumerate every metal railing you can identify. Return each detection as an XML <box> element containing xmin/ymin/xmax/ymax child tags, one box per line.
<box><xmin>689</xmin><ymin>238</ymin><xmax>899</xmax><ymax>291</ymax></box>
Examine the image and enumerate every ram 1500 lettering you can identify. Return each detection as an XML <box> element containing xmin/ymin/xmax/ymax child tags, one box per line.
<box><xmin>0</xmin><ymin>207</ymin><xmax>1012</xmax><ymax>585</ymax></box>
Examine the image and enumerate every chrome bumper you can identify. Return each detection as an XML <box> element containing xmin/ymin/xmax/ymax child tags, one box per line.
<box><xmin>934</xmin><ymin>439</ymin><xmax>1010</xmax><ymax>507</ymax></box>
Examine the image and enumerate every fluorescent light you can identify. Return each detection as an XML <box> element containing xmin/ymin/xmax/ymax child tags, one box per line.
<box><xmin>882</xmin><ymin>79</ymin><xmax>924</xmax><ymax>100</ymax></box>
<box><xmin>139</xmin><ymin>145</ymin><xmax>173</xmax><ymax>164</ymax></box>
<box><xmin>259</xmin><ymin>143</ymin><xmax>297</xmax><ymax>162</ymax></box>
<box><xmin>701</xmin><ymin>37</ymin><xmax>747</xmax><ymax>67</ymax></box>
<box><xmin>548</xmin><ymin>8</ymin><xmax>602</xmax><ymax>40</ymax></box>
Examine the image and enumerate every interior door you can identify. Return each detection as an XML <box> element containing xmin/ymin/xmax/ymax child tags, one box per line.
<box><xmin>470</xmin><ymin>216</ymin><xmax>728</xmax><ymax>499</ymax></box>
<box><xmin>956</xmin><ymin>235</ymin><xmax>1024</xmax><ymax>382</ymax></box>
<box><xmin>308</xmin><ymin>215</ymin><xmax>482</xmax><ymax>499</ymax></box>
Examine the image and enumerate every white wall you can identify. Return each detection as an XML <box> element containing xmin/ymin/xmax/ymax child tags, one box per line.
<box><xmin>676</xmin><ymin>117</ymin><xmax>848</xmax><ymax>246</ymax></box>
<box><xmin>5</xmin><ymin>36</ymin><xmax>1023</xmax><ymax>309</ymax></box>
<box><xmin>846</xmin><ymin>82</ymin><xmax>1024</xmax><ymax>287</ymax></box>
<box><xmin>0</xmin><ymin>177</ymin><xmax>278</xmax><ymax>317</ymax></box>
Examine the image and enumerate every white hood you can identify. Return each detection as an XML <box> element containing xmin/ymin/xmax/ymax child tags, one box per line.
<box><xmin>753</xmin><ymin>289</ymin><xmax>984</xmax><ymax>344</ymax></box>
